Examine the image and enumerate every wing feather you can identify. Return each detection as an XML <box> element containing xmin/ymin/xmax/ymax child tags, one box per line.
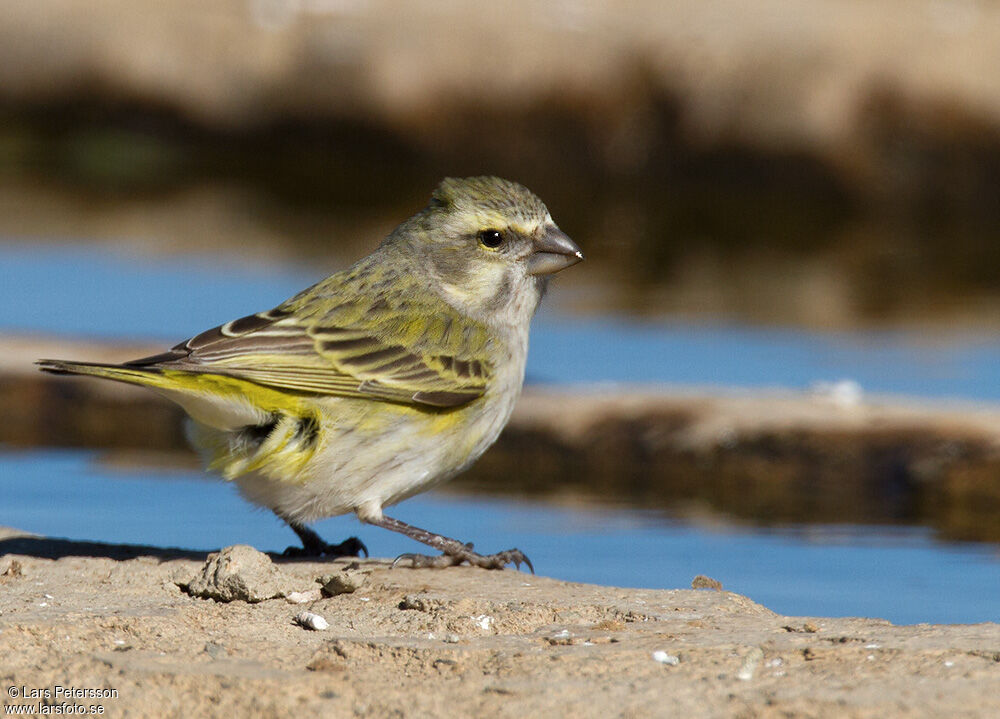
<box><xmin>129</xmin><ymin>305</ymin><xmax>491</xmax><ymax>409</ymax></box>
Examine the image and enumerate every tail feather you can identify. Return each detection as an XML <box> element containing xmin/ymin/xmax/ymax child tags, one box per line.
<box><xmin>39</xmin><ymin>358</ymin><xmax>321</xmax><ymax>476</ymax></box>
<box><xmin>36</xmin><ymin>359</ymin><xmax>167</xmax><ymax>389</ymax></box>
<box><xmin>37</xmin><ymin>357</ymin><xmax>308</xmax><ymax>428</ymax></box>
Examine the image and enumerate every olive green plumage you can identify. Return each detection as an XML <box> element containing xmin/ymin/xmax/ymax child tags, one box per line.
<box><xmin>38</xmin><ymin>176</ymin><xmax>582</xmax><ymax>565</ymax></box>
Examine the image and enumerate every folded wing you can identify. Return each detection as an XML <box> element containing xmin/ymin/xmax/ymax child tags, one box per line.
<box><xmin>127</xmin><ymin>306</ymin><xmax>490</xmax><ymax>409</ymax></box>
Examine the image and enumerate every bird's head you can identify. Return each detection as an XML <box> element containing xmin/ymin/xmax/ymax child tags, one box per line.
<box><xmin>396</xmin><ymin>176</ymin><xmax>583</xmax><ymax>326</ymax></box>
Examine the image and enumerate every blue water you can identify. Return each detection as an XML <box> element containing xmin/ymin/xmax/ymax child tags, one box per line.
<box><xmin>1</xmin><ymin>449</ymin><xmax>997</xmax><ymax>625</ymax></box>
<box><xmin>3</xmin><ymin>242</ymin><xmax>1000</xmax><ymax>400</ymax></box>
<box><xmin>3</xmin><ymin>242</ymin><xmax>1000</xmax><ymax>625</ymax></box>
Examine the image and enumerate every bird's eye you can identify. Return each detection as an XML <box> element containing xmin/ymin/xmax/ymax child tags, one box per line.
<box><xmin>478</xmin><ymin>229</ymin><xmax>505</xmax><ymax>249</ymax></box>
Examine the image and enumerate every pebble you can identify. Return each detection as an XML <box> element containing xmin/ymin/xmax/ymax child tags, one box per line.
<box><xmin>295</xmin><ymin>611</ymin><xmax>330</xmax><ymax>631</ymax></box>
<box><xmin>737</xmin><ymin>647</ymin><xmax>765</xmax><ymax>681</ymax></box>
<box><xmin>472</xmin><ymin>615</ymin><xmax>494</xmax><ymax>631</ymax></box>
<box><xmin>652</xmin><ymin>651</ymin><xmax>680</xmax><ymax>665</ymax></box>
<box><xmin>400</xmin><ymin>594</ymin><xmax>435</xmax><ymax>612</ymax></box>
<box><xmin>0</xmin><ymin>559</ymin><xmax>23</xmax><ymax>578</ymax></box>
<box><xmin>286</xmin><ymin>589</ymin><xmax>323</xmax><ymax>604</ymax></box>
<box><xmin>318</xmin><ymin>569</ymin><xmax>367</xmax><ymax>596</ymax></box>
<box><xmin>180</xmin><ymin>545</ymin><xmax>287</xmax><ymax>603</ymax></box>
<box><xmin>547</xmin><ymin>629</ymin><xmax>574</xmax><ymax>646</ymax></box>
<box><xmin>691</xmin><ymin>575</ymin><xmax>723</xmax><ymax>591</ymax></box>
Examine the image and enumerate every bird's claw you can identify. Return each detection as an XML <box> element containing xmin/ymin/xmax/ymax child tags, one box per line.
<box><xmin>283</xmin><ymin>536</ymin><xmax>368</xmax><ymax>559</ymax></box>
<box><xmin>391</xmin><ymin>548</ymin><xmax>533</xmax><ymax>573</ymax></box>
<box><xmin>336</xmin><ymin>536</ymin><xmax>369</xmax><ymax>558</ymax></box>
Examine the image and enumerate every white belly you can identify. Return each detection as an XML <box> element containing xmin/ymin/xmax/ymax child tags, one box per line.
<box><xmin>232</xmin><ymin>373</ymin><xmax>520</xmax><ymax>524</ymax></box>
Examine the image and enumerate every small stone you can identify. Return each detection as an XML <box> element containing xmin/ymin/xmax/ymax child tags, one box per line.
<box><xmin>0</xmin><ymin>559</ymin><xmax>23</xmax><ymax>579</ymax></box>
<box><xmin>546</xmin><ymin>629</ymin><xmax>574</xmax><ymax>646</ymax></box>
<box><xmin>652</xmin><ymin>651</ymin><xmax>680</xmax><ymax>665</ymax></box>
<box><xmin>591</xmin><ymin>619</ymin><xmax>625</xmax><ymax>631</ymax></box>
<box><xmin>295</xmin><ymin>611</ymin><xmax>330</xmax><ymax>631</ymax></box>
<box><xmin>586</xmin><ymin>636</ymin><xmax>615</xmax><ymax>645</ymax></box>
<box><xmin>691</xmin><ymin>575</ymin><xmax>723</xmax><ymax>591</ymax></box>
<box><xmin>442</xmin><ymin>633</ymin><xmax>460</xmax><ymax>644</ymax></box>
<box><xmin>179</xmin><ymin>545</ymin><xmax>287</xmax><ymax>603</ymax></box>
<box><xmin>400</xmin><ymin>594</ymin><xmax>435</xmax><ymax>612</ymax></box>
<box><xmin>307</xmin><ymin>656</ymin><xmax>346</xmax><ymax>672</ymax></box>
<box><xmin>204</xmin><ymin>642</ymin><xmax>227</xmax><ymax>659</ymax></box>
<box><xmin>472</xmin><ymin>615</ymin><xmax>494</xmax><ymax>632</ymax></box>
<box><xmin>736</xmin><ymin>647</ymin><xmax>764</xmax><ymax>681</ymax></box>
<box><xmin>286</xmin><ymin>589</ymin><xmax>323</xmax><ymax>604</ymax></box>
<box><xmin>318</xmin><ymin>569</ymin><xmax>367</xmax><ymax>596</ymax></box>
<box><xmin>803</xmin><ymin>622</ymin><xmax>819</xmax><ymax>633</ymax></box>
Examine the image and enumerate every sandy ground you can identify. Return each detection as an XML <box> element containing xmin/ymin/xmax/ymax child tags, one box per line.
<box><xmin>1</xmin><ymin>528</ymin><xmax>998</xmax><ymax>719</ymax></box>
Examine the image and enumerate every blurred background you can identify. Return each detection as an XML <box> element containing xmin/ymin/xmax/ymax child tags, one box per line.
<box><xmin>2</xmin><ymin>0</ymin><xmax>1000</xmax><ymax>623</ymax></box>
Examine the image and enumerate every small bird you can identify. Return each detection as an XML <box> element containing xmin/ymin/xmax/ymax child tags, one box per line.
<box><xmin>38</xmin><ymin>176</ymin><xmax>582</xmax><ymax>571</ymax></box>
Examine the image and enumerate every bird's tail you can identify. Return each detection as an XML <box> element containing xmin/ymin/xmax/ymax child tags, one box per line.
<box><xmin>36</xmin><ymin>359</ymin><xmax>171</xmax><ymax>390</ymax></box>
<box><xmin>38</xmin><ymin>358</ymin><xmax>322</xmax><ymax>480</ymax></box>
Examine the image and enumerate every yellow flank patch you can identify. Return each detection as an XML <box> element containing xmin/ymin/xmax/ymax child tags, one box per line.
<box><xmin>423</xmin><ymin>407</ymin><xmax>468</xmax><ymax>434</ymax></box>
<box><xmin>160</xmin><ymin>370</ymin><xmax>309</xmax><ymax>415</ymax></box>
<box><xmin>237</xmin><ymin>416</ymin><xmax>318</xmax><ymax>479</ymax></box>
<box><xmin>193</xmin><ymin>410</ymin><xmax>323</xmax><ymax>483</ymax></box>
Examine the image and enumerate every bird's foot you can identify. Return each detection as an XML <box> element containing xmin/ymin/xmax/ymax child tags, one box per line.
<box><xmin>364</xmin><ymin>514</ymin><xmax>533</xmax><ymax>572</ymax></box>
<box><xmin>392</xmin><ymin>546</ymin><xmax>533</xmax><ymax>573</ymax></box>
<box><xmin>283</xmin><ymin>536</ymin><xmax>368</xmax><ymax>559</ymax></box>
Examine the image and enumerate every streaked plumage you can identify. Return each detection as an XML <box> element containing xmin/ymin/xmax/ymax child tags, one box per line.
<box><xmin>38</xmin><ymin>176</ymin><xmax>582</xmax><ymax>569</ymax></box>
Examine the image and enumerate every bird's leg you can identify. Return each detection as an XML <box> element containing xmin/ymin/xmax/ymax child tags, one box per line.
<box><xmin>363</xmin><ymin>513</ymin><xmax>532</xmax><ymax>572</ymax></box>
<box><xmin>283</xmin><ymin>521</ymin><xmax>368</xmax><ymax>559</ymax></box>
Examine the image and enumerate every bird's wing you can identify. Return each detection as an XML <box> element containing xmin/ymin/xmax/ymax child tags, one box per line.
<box><xmin>127</xmin><ymin>304</ymin><xmax>492</xmax><ymax>410</ymax></box>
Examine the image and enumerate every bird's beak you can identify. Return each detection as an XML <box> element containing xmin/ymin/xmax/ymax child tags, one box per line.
<box><xmin>527</xmin><ymin>226</ymin><xmax>584</xmax><ymax>276</ymax></box>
